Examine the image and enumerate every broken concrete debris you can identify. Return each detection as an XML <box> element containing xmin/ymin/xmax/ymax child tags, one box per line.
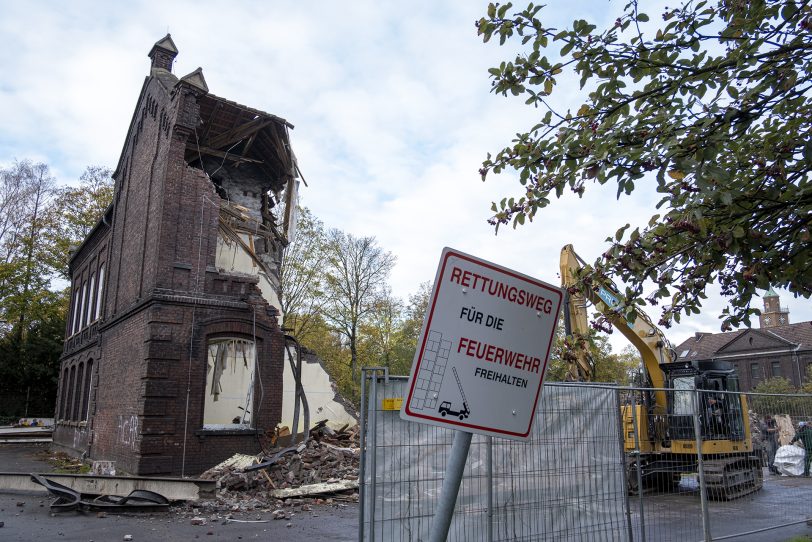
<box><xmin>198</xmin><ymin>421</ymin><xmax>359</xmax><ymax>506</ymax></box>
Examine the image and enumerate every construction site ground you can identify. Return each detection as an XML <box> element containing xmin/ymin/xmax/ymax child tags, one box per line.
<box><xmin>0</xmin><ymin>443</ymin><xmax>357</xmax><ymax>542</ymax></box>
<box><xmin>3</xmin><ymin>443</ymin><xmax>812</xmax><ymax>541</ymax></box>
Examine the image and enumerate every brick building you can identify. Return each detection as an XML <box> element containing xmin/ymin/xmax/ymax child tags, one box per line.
<box><xmin>675</xmin><ymin>290</ymin><xmax>812</xmax><ymax>392</ymax></box>
<box><xmin>52</xmin><ymin>35</ymin><xmax>301</xmax><ymax>475</ymax></box>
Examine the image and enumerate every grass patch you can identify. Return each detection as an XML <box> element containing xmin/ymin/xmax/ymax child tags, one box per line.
<box><xmin>42</xmin><ymin>451</ymin><xmax>91</xmax><ymax>474</ymax></box>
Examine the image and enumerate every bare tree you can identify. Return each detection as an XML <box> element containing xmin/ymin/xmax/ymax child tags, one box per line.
<box><xmin>321</xmin><ymin>229</ymin><xmax>396</xmax><ymax>379</ymax></box>
<box><xmin>279</xmin><ymin>206</ymin><xmax>327</xmax><ymax>341</ymax></box>
<box><xmin>360</xmin><ymin>286</ymin><xmax>404</xmax><ymax>369</ymax></box>
<box><xmin>0</xmin><ymin>161</ymin><xmax>55</xmax><ymax>336</ymax></box>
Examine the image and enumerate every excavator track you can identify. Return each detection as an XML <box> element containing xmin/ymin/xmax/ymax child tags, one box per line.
<box><xmin>702</xmin><ymin>456</ymin><xmax>763</xmax><ymax>500</ymax></box>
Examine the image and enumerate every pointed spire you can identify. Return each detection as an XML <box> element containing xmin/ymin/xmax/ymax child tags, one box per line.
<box><xmin>179</xmin><ymin>67</ymin><xmax>208</xmax><ymax>93</ymax></box>
<box><xmin>765</xmin><ymin>285</ymin><xmax>778</xmax><ymax>298</ymax></box>
<box><xmin>148</xmin><ymin>34</ymin><xmax>178</xmax><ymax>72</ymax></box>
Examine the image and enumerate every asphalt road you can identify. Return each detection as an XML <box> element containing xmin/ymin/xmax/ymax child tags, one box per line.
<box><xmin>630</xmin><ymin>471</ymin><xmax>812</xmax><ymax>542</ymax></box>
<box><xmin>0</xmin><ymin>444</ymin><xmax>358</xmax><ymax>541</ymax></box>
<box><xmin>3</xmin><ymin>444</ymin><xmax>811</xmax><ymax>541</ymax></box>
<box><xmin>0</xmin><ymin>493</ymin><xmax>358</xmax><ymax>542</ymax></box>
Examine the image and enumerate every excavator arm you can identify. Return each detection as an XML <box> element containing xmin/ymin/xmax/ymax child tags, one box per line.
<box><xmin>559</xmin><ymin>245</ymin><xmax>675</xmax><ymax>408</ymax></box>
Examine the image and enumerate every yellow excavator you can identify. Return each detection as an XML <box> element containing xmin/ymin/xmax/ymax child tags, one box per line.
<box><xmin>560</xmin><ymin>244</ymin><xmax>762</xmax><ymax>499</ymax></box>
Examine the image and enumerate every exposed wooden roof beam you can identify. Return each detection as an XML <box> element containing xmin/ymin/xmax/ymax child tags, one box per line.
<box><xmin>234</xmin><ymin>131</ymin><xmax>260</xmax><ymax>169</ymax></box>
<box><xmin>199</xmin><ymin>101</ymin><xmax>222</xmax><ymax>142</ymax></box>
<box><xmin>185</xmin><ymin>143</ymin><xmax>264</xmax><ymax>165</ymax></box>
<box><xmin>206</xmin><ymin>117</ymin><xmax>274</xmax><ymax>151</ymax></box>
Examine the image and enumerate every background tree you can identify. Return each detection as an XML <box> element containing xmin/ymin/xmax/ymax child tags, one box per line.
<box><xmin>477</xmin><ymin>0</ymin><xmax>812</xmax><ymax>330</ymax></box>
<box><xmin>388</xmin><ymin>281</ymin><xmax>432</xmax><ymax>375</ymax></box>
<box><xmin>0</xmin><ymin>161</ymin><xmax>112</xmax><ymax>421</ymax></box>
<box><xmin>546</xmin><ymin>320</ymin><xmax>640</xmax><ymax>384</ymax></box>
<box><xmin>43</xmin><ymin>166</ymin><xmax>114</xmax><ymax>278</ymax></box>
<box><xmin>750</xmin><ymin>376</ymin><xmax>800</xmax><ymax>415</ymax></box>
<box><xmin>321</xmin><ymin>229</ymin><xmax>396</xmax><ymax>379</ymax></box>
<box><xmin>357</xmin><ymin>288</ymin><xmax>404</xmax><ymax>370</ymax></box>
<box><xmin>0</xmin><ymin>161</ymin><xmax>55</xmax><ymax>341</ymax></box>
<box><xmin>279</xmin><ymin>206</ymin><xmax>327</xmax><ymax>342</ymax></box>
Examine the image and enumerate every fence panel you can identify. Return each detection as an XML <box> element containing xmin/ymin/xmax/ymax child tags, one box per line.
<box><xmin>361</xmin><ymin>373</ymin><xmax>812</xmax><ymax>541</ymax></box>
<box><xmin>702</xmin><ymin>390</ymin><xmax>812</xmax><ymax>541</ymax></box>
<box><xmin>360</xmin><ymin>373</ymin><xmax>631</xmax><ymax>541</ymax></box>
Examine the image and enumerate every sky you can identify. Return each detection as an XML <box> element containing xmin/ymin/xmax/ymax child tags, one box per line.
<box><xmin>0</xmin><ymin>1</ymin><xmax>808</xmax><ymax>353</ymax></box>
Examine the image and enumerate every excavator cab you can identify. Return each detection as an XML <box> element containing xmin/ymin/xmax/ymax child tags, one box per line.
<box><xmin>663</xmin><ymin>360</ymin><xmax>746</xmax><ymax>442</ymax></box>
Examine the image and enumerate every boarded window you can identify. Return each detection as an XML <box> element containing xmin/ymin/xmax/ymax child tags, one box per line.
<box><xmin>204</xmin><ymin>338</ymin><xmax>256</xmax><ymax>429</ymax></box>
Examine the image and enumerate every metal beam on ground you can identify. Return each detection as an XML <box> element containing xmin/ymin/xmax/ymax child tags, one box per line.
<box><xmin>0</xmin><ymin>472</ymin><xmax>215</xmax><ymax>501</ymax></box>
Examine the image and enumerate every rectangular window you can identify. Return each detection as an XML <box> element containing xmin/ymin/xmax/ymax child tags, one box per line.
<box><xmin>95</xmin><ymin>265</ymin><xmax>105</xmax><ymax>321</ymax></box>
<box><xmin>672</xmin><ymin>376</ymin><xmax>696</xmax><ymax>415</ymax></box>
<box><xmin>771</xmin><ymin>361</ymin><xmax>782</xmax><ymax>378</ymax></box>
<box><xmin>204</xmin><ymin>338</ymin><xmax>256</xmax><ymax>429</ymax></box>
<box><xmin>751</xmin><ymin>363</ymin><xmax>763</xmax><ymax>386</ymax></box>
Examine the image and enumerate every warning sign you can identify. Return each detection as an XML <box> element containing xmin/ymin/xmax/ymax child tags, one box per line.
<box><xmin>400</xmin><ymin>248</ymin><xmax>563</xmax><ymax>440</ymax></box>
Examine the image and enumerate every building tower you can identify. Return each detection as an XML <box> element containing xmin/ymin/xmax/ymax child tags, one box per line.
<box><xmin>759</xmin><ymin>286</ymin><xmax>790</xmax><ymax>328</ymax></box>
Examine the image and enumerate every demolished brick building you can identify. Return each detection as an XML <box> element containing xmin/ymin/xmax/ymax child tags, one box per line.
<box><xmin>53</xmin><ymin>35</ymin><xmax>304</xmax><ymax>475</ymax></box>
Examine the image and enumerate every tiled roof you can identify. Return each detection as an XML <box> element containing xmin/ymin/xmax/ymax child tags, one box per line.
<box><xmin>675</xmin><ymin>321</ymin><xmax>812</xmax><ymax>360</ymax></box>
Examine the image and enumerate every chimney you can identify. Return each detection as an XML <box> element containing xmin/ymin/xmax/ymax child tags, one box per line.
<box><xmin>148</xmin><ymin>34</ymin><xmax>178</xmax><ymax>72</ymax></box>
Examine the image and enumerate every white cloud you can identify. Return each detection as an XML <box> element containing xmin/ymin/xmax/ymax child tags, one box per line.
<box><xmin>0</xmin><ymin>0</ymin><xmax>808</xmax><ymax>357</ymax></box>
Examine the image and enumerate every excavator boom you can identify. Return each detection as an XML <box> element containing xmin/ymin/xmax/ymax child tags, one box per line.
<box><xmin>560</xmin><ymin>245</ymin><xmax>674</xmax><ymax>407</ymax></box>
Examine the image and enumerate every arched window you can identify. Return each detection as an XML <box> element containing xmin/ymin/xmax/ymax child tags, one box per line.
<box><xmin>87</xmin><ymin>273</ymin><xmax>96</xmax><ymax>325</ymax></box>
<box><xmin>81</xmin><ymin>360</ymin><xmax>93</xmax><ymax>421</ymax></box>
<box><xmin>73</xmin><ymin>363</ymin><xmax>84</xmax><ymax>421</ymax></box>
<box><xmin>71</xmin><ymin>285</ymin><xmax>80</xmax><ymax>335</ymax></box>
<box><xmin>60</xmin><ymin>367</ymin><xmax>70</xmax><ymax>419</ymax></box>
<box><xmin>78</xmin><ymin>281</ymin><xmax>87</xmax><ymax>332</ymax></box>
<box><xmin>203</xmin><ymin>338</ymin><xmax>256</xmax><ymax>429</ymax></box>
<box><xmin>95</xmin><ymin>264</ymin><xmax>105</xmax><ymax>321</ymax></box>
<box><xmin>67</xmin><ymin>365</ymin><xmax>76</xmax><ymax>421</ymax></box>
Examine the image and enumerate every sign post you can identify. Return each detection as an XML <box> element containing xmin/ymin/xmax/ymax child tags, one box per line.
<box><xmin>400</xmin><ymin>248</ymin><xmax>562</xmax><ymax>540</ymax></box>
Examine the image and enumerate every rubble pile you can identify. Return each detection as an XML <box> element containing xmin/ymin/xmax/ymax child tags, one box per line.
<box><xmin>199</xmin><ymin>422</ymin><xmax>360</xmax><ymax>505</ymax></box>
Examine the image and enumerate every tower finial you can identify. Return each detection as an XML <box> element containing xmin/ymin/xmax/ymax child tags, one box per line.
<box><xmin>148</xmin><ymin>34</ymin><xmax>178</xmax><ymax>72</ymax></box>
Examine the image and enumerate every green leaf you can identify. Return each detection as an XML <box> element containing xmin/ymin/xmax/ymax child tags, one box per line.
<box><xmin>560</xmin><ymin>41</ymin><xmax>575</xmax><ymax>56</ymax></box>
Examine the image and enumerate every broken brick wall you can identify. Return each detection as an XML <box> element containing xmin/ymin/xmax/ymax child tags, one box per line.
<box><xmin>54</xmin><ymin>39</ymin><xmax>289</xmax><ymax>474</ymax></box>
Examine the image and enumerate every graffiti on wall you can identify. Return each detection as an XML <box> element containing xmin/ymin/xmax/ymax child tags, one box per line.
<box><xmin>117</xmin><ymin>414</ymin><xmax>139</xmax><ymax>450</ymax></box>
<box><xmin>73</xmin><ymin>426</ymin><xmax>87</xmax><ymax>450</ymax></box>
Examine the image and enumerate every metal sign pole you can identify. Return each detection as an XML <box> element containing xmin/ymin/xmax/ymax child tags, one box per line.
<box><xmin>429</xmin><ymin>430</ymin><xmax>473</xmax><ymax>542</ymax></box>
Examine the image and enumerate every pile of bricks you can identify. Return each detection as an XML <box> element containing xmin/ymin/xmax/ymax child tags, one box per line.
<box><xmin>199</xmin><ymin>423</ymin><xmax>360</xmax><ymax>503</ymax></box>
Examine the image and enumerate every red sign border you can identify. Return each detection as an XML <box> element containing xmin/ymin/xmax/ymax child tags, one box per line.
<box><xmin>402</xmin><ymin>248</ymin><xmax>563</xmax><ymax>439</ymax></box>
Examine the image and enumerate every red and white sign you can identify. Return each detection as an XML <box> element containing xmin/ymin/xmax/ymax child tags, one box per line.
<box><xmin>400</xmin><ymin>248</ymin><xmax>563</xmax><ymax>440</ymax></box>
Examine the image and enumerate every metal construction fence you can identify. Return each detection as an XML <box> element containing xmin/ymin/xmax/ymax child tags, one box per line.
<box><xmin>359</xmin><ymin>368</ymin><xmax>812</xmax><ymax>542</ymax></box>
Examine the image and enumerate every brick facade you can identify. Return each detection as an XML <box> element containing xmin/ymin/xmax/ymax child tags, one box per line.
<box><xmin>675</xmin><ymin>294</ymin><xmax>812</xmax><ymax>392</ymax></box>
<box><xmin>53</xmin><ymin>35</ymin><xmax>295</xmax><ymax>475</ymax></box>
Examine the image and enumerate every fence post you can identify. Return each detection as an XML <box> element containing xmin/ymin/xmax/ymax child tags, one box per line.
<box><xmin>369</xmin><ymin>372</ymin><xmax>380</xmax><ymax>542</ymax></box>
<box><xmin>358</xmin><ymin>369</ymin><xmax>368</xmax><ymax>542</ymax></box>
<box><xmin>486</xmin><ymin>435</ymin><xmax>493</xmax><ymax>542</ymax></box>
<box><xmin>692</xmin><ymin>389</ymin><xmax>712</xmax><ymax>542</ymax></box>
<box><xmin>615</xmin><ymin>389</ymin><xmax>635</xmax><ymax>542</ymax></box>
<box><xmin>629</xmin><ymin>397</ymin><xmax>646</xmax><ymax>542</ymax></box>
